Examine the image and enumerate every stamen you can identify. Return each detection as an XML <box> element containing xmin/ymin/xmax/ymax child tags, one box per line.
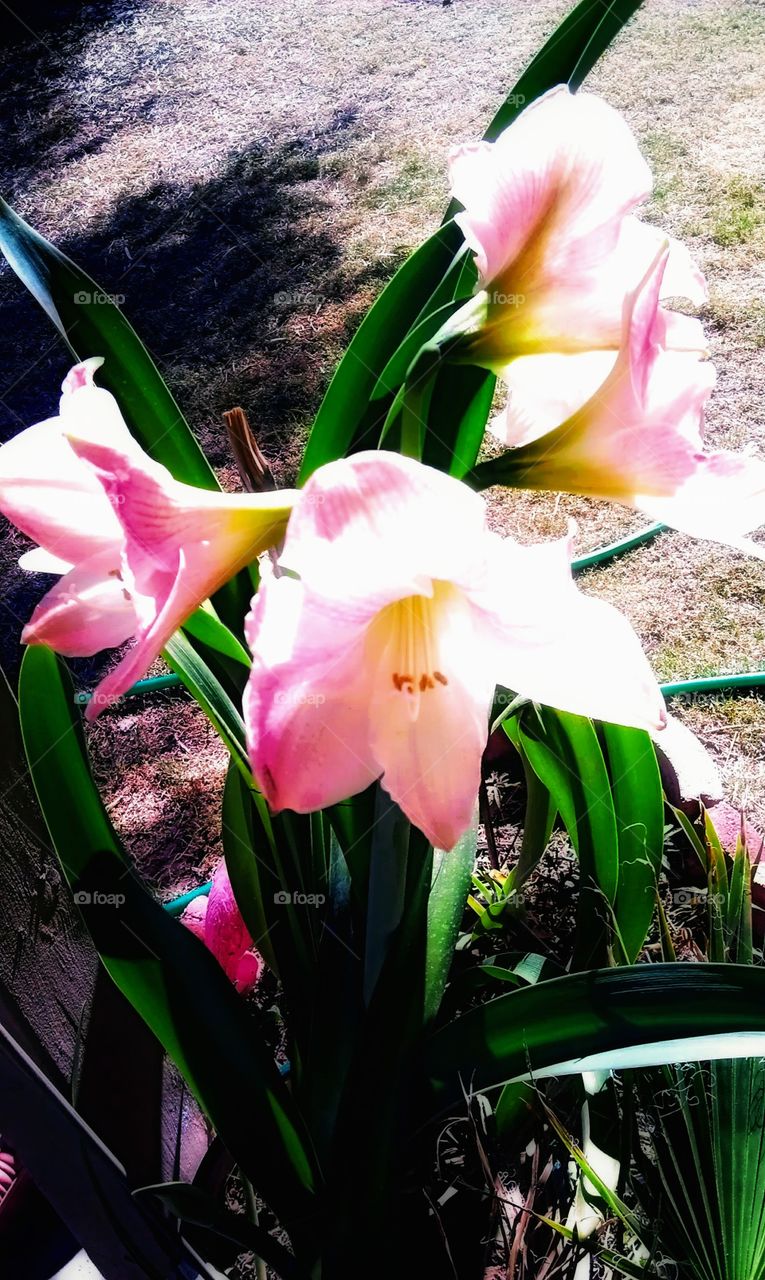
<box><xmin>382</xmin><ymin>587</ymin><xmax>451</xmax><ymax>709</ymax></box>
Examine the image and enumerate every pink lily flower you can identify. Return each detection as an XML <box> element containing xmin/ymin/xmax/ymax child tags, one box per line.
<box><xmin>0</xmin><ymin>360</ymin><xmax>297</xmax><ymax>715</ymax></box>
<box><xmin>244</xmin><ymin>451</ymin><xmax>666</xmax><ymax>851</ymax></box>
<box><xmin>181</xmin><ymin>862</ymin><xmax>263</xmax><ymax>994</ymax></box>
<box><xmin>484</xmin><ymin>248</ymin><xmax>765</xmax><ymax>557</ymax></box>
<box><xmin>441</xmin><ymin>86</ymin><xmax>706</xmax><ymax>431</ymax></box>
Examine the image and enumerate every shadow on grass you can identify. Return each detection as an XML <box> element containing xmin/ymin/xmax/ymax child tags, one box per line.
<box><xmin>0</xmin><ymin>96</ymin><xmax>382</xmax><ymax>678</ymax></box>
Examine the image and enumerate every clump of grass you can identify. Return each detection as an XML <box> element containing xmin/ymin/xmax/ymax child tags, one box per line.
<box><xmin>361</xmin><ymin>148</ymin><xmax>443</xmax><ymax>216</ymax></box>
<box><xmin>710</xmin><ymin>175</ymin><xmax>765</xmax><ymax>247</ymax></box>
<box><xmin>640</xmin><ymin>129</ymin><xmax>690</xmax><ymax>213</ymax></box>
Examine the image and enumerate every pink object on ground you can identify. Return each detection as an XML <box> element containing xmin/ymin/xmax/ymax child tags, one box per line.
<box><xmin>180</xmin><ymin>863</ymin><xmax>263</xmax><ymax>994</ymax></box>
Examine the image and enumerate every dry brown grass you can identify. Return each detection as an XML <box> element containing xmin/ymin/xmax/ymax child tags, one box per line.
<box><xmin>1</xmin><ymin>0</ymin><xmax>764</xmax><ymax>849</ymax></box>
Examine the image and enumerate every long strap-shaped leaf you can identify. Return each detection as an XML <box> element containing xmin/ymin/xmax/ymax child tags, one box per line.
<box><xmin>298</xmin><ymin>0</ymin><xmax>644</xmax><ymax>481</ymax></box>
<box><xmin>17</xmin><ymin>645</ymin><xmax>318</xmax><ymax>1234</ymax></box>
<box><xmin>0</xmin><ymin>196</ymin><xmax>216</xmax><ymax>490</ymax></box>
<box><xmin>505</xmin><ymin>708</ymin><xmax>619</xmax><ymax>969</ymax></box>
<box><xmin>425</xmin><ymin>963</ymin><xmax>765</xmax><ymax>1114</ymax></box>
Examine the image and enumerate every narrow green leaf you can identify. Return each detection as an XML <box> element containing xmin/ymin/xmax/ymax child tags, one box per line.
<box><xmin>18</xmin><ymin>646</ymin><xmax>318</xmax><ymax>1229</ymax></box>
<box><xmin>424</xmin><ymin>816</ymin><xmax>478</xmax><ymax>1023</ymax></box>
<box><xmin>183</xmin><ymin>608</ymin><xmax>252</xmax><ymax>668</ymax></box>
<box><xmin>164</xmin><ymin>630</ymin><xmax>250</xmax><ymax>776</ymax></box>
<box><xmin>600</xmin><ymin>724</ymin><xmax>664</xmax><ymax>963</ymax></box>
<box><xmin>509</xmin><ymin>708</ymin><xmax>619</xmax><ymax>968</ymax></box>
<box><xmin>426</xmin><ymin>963</ymin><xmax>765</xmax><ymax>1112</ymax></box>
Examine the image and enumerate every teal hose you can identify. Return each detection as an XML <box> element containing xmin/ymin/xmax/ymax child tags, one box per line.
<box><xmin>660</xmin><ymin>672</ymin><xmax>765</xmax><ymax>698</ymax></box>
<box><xmin>571</xmin><ymin>521</ymin><xmax>665</xmax><ymax>573</ymax></box>
<box><xmin>75</xmin><ymin>671</ymin><xmax>183</xmax><ymax>705</ymax></box>
<box><xmin>163</xmin><ymin>879</ymin><xmax>213</xmax><ymax>916</ymax></box>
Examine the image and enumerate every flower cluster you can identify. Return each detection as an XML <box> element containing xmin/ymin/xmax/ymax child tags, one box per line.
<box><xmin>1</xmin><ymin>88</ymin><xmax>762</xmax><ymax>851</ymax></box>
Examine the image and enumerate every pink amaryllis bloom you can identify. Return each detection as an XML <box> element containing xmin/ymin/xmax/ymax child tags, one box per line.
<box><xmin>440</xmin><ymin>85</ymin><xmax>706</xmax><ymax>432</ymax></box>
<box><xmin>481</xmin><ymin>248</ymin><xmax>765</xmax><ymax>557</ymax></box>
<box><xmin>244</xmin><ymin>451</ymin><xmax>666</xmax><ymax>851</ymax></box>
<box><xmin>0</xmin><ymin>359</ymin><xmax>297</xmax><ymax>715</ymax></box>
<box><xmin>181</xmin><ymin>862</ymin><xmax>263</xmax><ymax>994</ymax></box>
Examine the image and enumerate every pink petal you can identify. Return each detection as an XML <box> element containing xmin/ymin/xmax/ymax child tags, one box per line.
<box><xmin>494</xmin><ymin>350</ymin><xmax>617</xmax><ymax>447</ymax></box>
<box><xmin>480</xmin><ymin>531</ymin><xmax>666</xmax><ymax>733</ymax></box>
<box><xmin>21</xmin><ymin>549</ymin><xmax>137</xmax><ymax>657</ymax></box>
<box><xmin>234</xmin><ymin>950</ymin><xmax>263</xmax><ymax>995</ymax></box>
<box><xmin>491</xmin><ymin>249</ymin><xmax>765</xmax><ymax>554</ymax></box>
<box><xmin>180</xmin><ymin>895</ymin><xmax>208</xmax><ymax>941</ymax></box>
<box><xmin>449</xmin><ymin>86</ymin><xmax>652</xmax><ymax>360</ymax></box>
<box><xmin>279</xmin><ymin>450</ymin><xmax>489</xmax><ymax>606</ymax></box>
<box><xmin>618</xmin><ymin>217</ymin><xmax>707</xmax><ymax>306</ymax></box>
<box><xmin>205</xmin><ymin>862</ymin><xmax>254</xmax><ymax>982</ymax></box>
<box><xmin>366</xmin><ymin>586</ymin><xmax>493</xmax><ymax>850</ymax></box>
<box><xmin>245</xmin><ymin>573</ymin><xmax>380</xmax><ymax>812</ymax></box>
<box><xmin>0</xmin><ymin>418</ymin><xmax>123</xmax><ymax>564</ymax></box>
<box><xmin>450</xmin><ymin>87</ymin><xmax>650</xmax><ymax>291</ymax></box>
<box><xmin>64</xmin><ymin>437</ymin><xmax>295</xmax><ymax>717</ymax></box>
<box><xmin>18</xmin><ymin>547</ymin><xmax>74</xmax><ymax>574</ymax></box>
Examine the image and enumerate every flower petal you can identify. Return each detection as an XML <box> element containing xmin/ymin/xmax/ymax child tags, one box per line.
<box><xmin>205</xmin><ymin>862</ymin><xmax>255</xmax><ymax>983</ymax></box>
<box><xmin>0</xmin><ymin>418</ymin><xmax>123</xmax><ymax>564</ymax></box>
<box><xmin>244</xmin><ymin>572</ymin><xmax>380</xmax><ymax>812</ymax></box>
<box><xmin>21</xmin><ymin>549</ymin><xmax>137</xmax><ymax>657</ymax></box>
<box><xmin>366</xmin><ymin>585</ymin><xmax>493</xmax><ymax>849</ymax></box>
<box><xmin>18</xmin><ymin>547</ymin><xmax>74</xmax><ymax>574</ymax></box>
<box><xmin>450</xmin><ymin>86</ymin><xmax>651</xmax><ymax>291</ymax></box>
<box><xmin>66</xmin><ymin>434</ymin><xmax>295</xmax><ymax>593</ymax></box>
<box><xmin>489</xmin><ymin>248</ymin><xmax>765</xmax><ymax>554</ymax></box>
<box><xmin>61</xmin><ymin>435</ymin><xmax>295</xmax><ymax>716</ymax></box>
<box><xmin>492</xmin><ymin>350</ymin><xmax>617</xmax><ymax>447</ymax></box>
<box><xmin>481</xmin><ymin>531</ymin><xmax>666</xmax><ymax>732</ymax></box>
<box><xmin>279</xmin><ymin>450</ymin><xmax>490</xmax><ymax>606</ymax></box>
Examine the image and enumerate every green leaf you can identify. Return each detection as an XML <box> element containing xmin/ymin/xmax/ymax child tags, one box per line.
<box><xmin>298</xmin><ymin>232</ymin><xmax>463</xmax><ymax>479</ymax></box>
<box><xmin>164</xmin><ymin>630</ymin><xmax>250</xmax><ymax>776</ymax></box>
<box><xmin>18</xmin><ymin>646</ymin><xmax>318</xmax><ymax>1231</ymax></box>
<box><xmin>426</xmin><ymin>963</ymin><xmax>765</xmax><ymax>1112</ymax></box>
<box><xmin>507</xmin><ymin>708</ymin><xmax>619</xmax><ymax>967</ymax></box>
<box><xmin>502</xmin><ymin>718</ymin><xmax>556</xmax><ymax>891</ymax></box>
<box><xmin>183</xmin><ymin>608</ymin><xmax>252</xmax><ymax>668</ymax></box>
<box><xmin>599</xmin><ymin>724</ymin><xmax>664</xmax><ymax>963</ymax></box>
<box><xmin>424</xmin><ymin>816</ymin><xmax>478</xmax><ymax>1023</ymax></box>
<box><xmin>0</xmin><ymin>196</ymin><xmax>217</xmax><ymax>490</ymax></box>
